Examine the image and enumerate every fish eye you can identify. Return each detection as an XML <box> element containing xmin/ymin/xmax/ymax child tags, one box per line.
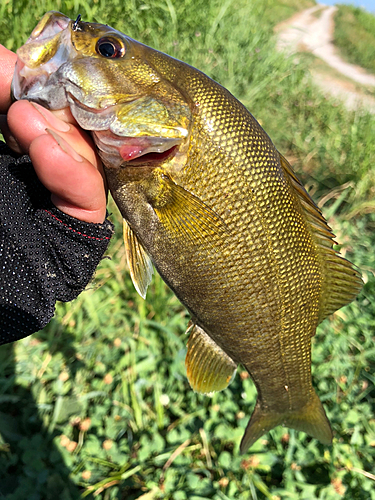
<box><xmin>96</xmin><ymin>37</ymin><xmax>125</xmax><ymax>58</ymax></box>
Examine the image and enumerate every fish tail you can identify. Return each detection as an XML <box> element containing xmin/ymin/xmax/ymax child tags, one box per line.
<box><xmin>240</xmin><ymin>400</ymin><xmax>284</xmax><ymax>454</ymax></box>
<box><xmin>240</xmin><ymin>391</ymin><xmax>332</xmax><ymax>454</ymax></box>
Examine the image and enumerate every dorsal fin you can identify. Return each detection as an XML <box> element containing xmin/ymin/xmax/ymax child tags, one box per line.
<box><xmin>279</xmin><ymin>153</ymin><xmax>362</xmax><ymax>323</ymax></box>
<box><xmin>123</xmin><ymin>218</ymin><xmax>153</xmax><ymax>299</ymax></box>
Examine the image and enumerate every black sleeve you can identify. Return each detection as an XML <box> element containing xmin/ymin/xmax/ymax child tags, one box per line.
<box><xmin>0</xmin><ymin>141</ymin><xmax>114</xmax><ymax>345</ymax></box>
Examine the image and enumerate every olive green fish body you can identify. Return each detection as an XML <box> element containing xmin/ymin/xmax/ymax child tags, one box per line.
<box><xmin>107</xmin><ymin>72</ymin><xmax>327</xmax><ymax>446</ymax></box>
<box><xmin>12</xmin><ymin>12</ymin><xmax>362</xmax><ymax>451</ymax></box>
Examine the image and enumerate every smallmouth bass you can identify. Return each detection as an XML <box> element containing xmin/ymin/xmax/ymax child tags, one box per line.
<box><xmin>12</xmin><ymin>12</ymin><xmax>363</xmax><ymax>452</ymax></box>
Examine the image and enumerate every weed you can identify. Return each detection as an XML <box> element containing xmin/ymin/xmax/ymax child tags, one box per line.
<box><xmin>333</xmin><ymin>5</ymin><xmax>375</xmax><ymax>74</ymax></box>
<box><xmin>0</xmin><ymin>1</ymin><xmax>374</xmax><ymax>499</ymax></box>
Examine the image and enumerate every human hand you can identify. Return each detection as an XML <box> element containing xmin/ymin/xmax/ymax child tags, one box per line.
<box><xmin>0</xmin><ymin>44</ymin><xmax>107</xmax><ymax>224</ymax></box>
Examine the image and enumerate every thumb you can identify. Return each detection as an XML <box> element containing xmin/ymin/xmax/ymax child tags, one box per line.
<box><xmin>0</xmin><ymin>45</ymin><xmax>17</xmax><ymax>114</ymax></box>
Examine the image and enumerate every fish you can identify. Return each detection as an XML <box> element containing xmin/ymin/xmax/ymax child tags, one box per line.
<box><xmin>12</xmin><ymin>11</ymin><xmax>363</xmax><ymax>452</ymax></box>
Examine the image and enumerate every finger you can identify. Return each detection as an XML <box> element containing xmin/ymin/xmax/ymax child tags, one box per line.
<box><xmin>0</xmin><ymin>45</ymin><xmax>17</xmax><ymax>114</ymax></box>
<box><xmin>6</xmin><ymin>99</ymin><xmax>108</xmax><ymax>223</ymax></box>
<box><xmin>7</xmin><ymin>100</ymin><xmax>99</xmax><ymax>169</ymax></box>
<box><xmin>6</xmin><ymin>100</ymin><xmax>70</xmax><ymax>153</ymax></box>
<box><xmin>29</xmin><ymin>132</ymin><xmax>107</xmax><ymax>223</ymax></box>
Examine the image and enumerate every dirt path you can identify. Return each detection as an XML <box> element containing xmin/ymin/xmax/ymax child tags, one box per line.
<box><xmin>276</xmin><ymin>4</ymin><xmax>375</xmax><ymax>113</ymax></box>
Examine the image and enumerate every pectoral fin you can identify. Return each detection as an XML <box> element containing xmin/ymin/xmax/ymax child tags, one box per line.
<box><xmin>240</xmin><ymin>390</ymin><xmax>332</xmax><ymax>453</ymax></box>
<box><xmin>123</xmin><ymin>219</ymin><xmax>153</xmax><ymax>299</ymax></box>
<box><xmin>185</xmin><ymin>323</ymin><xmax>237</xmax><ymax>395</ymax></box>
<box><xmin>148</xmin><ymin>170</ymin><xmax>227</xmax><ymax>247</ymax></box>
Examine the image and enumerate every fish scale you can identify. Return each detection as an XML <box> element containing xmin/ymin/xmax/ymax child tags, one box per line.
<box><xmin>142</xmin><ymin>68</ymin><xmax>329</xmax><ymax>432</ymax></box>
<box><xmin>12</xmin><ymin>11</ymin><xmax>362</xmax><ymax>452</ymax></box>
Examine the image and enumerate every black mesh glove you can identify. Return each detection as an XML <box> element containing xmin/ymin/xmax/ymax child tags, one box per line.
<box><xmin>0</xmin><ymin>141</ymin><xmax>114</xmax><ymax>344</ymax></box>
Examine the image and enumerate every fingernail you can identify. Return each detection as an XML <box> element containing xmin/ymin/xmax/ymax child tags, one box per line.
<box><xmin>31</xmin><ymin>102</ymin><xmax>70</xmax><ymax>132</ymax></box>
<box><xmin>46</xmin><ymin>128</ymin><xmax>84</xmax><ymax>162</ymax></box>
<box><xmin>5</xmin><ymin>134</ymin><xmax>23</xmax><ymax>154</ymax></box>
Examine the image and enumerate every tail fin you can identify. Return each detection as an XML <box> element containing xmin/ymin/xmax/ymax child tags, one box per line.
<box><xmin>240</xmin><ymin>391</ymin><xmax>332</xmax><ymax>454</ymax></box>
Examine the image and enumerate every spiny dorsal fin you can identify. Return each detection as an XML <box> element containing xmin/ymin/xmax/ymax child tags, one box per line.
<box><xmin>185</xmin><ymin>323</ymin><xmax>237</xmax><ymax>395</ymax></box>
<box><xmin>153</xmin><ymin>172</ymin><xmax>227</xmax><ymax>247</ymax></box>
<box><xmin>279</xmin><ymin>153</ymin><xmax>362</xmax><ymax>323</ymax></box>
<box><xmin>123</xmin><ymin>218</ymin><xmax>153</xmax><ymax>299</ymax></box>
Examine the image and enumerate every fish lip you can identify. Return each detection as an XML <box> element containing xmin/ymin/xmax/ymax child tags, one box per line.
<box><xmin>66</xmin><ymin>90</ymin><xmax>109</xmax><ymax>115</ymax></box>
<box><xmin>12</xmin><ymin>13</ymin><xmax>74</xmax><ymax>105</ymax></box>
<box><xmin>67</xmin><ymin>90</ymin><xmax>142</xmax><ymax>129</ymax></box>
<box><xmin>29</xmin><ymin>11</ymin><xmax>70</xmax><ymax>42</ymax></box>
<box><xmin>11</xmin><ymin>67</ymin><xmax>49</xmax><ymax>102</ymax></box>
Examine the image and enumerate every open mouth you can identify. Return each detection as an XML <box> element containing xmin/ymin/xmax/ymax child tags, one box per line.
<box><xmin>93</xmin><ymin>130</ymin><xmax>183</xmax><ymax>168</ymax></box>
<box><xmin>124</xmin><ymin>145</ymin><xmax>178</xmax><ymax>165</ymax></box>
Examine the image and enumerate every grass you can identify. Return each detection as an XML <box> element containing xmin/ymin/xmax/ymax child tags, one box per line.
<box><xmin>333</xmin><ymin>4</ymin><xmax>375</xmax><ymax>74</ymax></box>
<box><xmin>0</xmin><ymin>0</ymin><xmax>375</xmax><ymax>499</ymax></box>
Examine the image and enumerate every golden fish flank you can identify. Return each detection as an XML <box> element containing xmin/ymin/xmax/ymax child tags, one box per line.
<box><xmin>12</xmin><ymin>12</ymin><xmax>363</xmax><ymax>452</ymax></box>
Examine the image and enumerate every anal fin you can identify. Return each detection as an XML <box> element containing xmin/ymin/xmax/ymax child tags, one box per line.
<box><xmin>185</xmin><ymin>323</ymin><xmax>237</xmax><ymax>395</ymax></box>
<box><xmin>123</xmin><ymin>219</ymin><xmax>153</xmax><ymax>299</ymax></box>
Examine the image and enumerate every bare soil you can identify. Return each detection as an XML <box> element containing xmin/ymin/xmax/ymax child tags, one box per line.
<box><xmin>275</xmin><ymin>4</ymin><xmax>375</xmax><ymax>113</ymax></box>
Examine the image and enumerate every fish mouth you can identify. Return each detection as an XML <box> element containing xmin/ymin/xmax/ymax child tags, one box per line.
<box><xmin>93</xmin><ymin>129</ymin><xmax>182</xmax><ymax>168</ymax></box>
<box><xmin>120</xmin><ymin>144</ymin><xmax>179</xmax><ymax>165</ymax></box>
<box><xmin>67</xmin><ymin>93</ymin><xmax>186</xmax><ymax>169</ymax></box>
<box><xmin>12</xmin><ymin>12</ymin><xmax>73</xmax><ymax>103</ymax></box>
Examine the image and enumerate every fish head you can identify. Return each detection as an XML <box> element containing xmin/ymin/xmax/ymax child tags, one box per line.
<box><xmin>12</xmin><ymin>11</ymin><xmax>192</xmax><ymax>170</ymax></box>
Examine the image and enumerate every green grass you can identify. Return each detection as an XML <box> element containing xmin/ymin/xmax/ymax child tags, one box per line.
<box><xmin>333</xmin><ymin>4</ymin><xmax>375</xmax><ymax>74</ymax></box>
<box><xmin>1</xmin><ymin>0</ymin><xmax>375</xmax><ymax>499</ymax></box>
